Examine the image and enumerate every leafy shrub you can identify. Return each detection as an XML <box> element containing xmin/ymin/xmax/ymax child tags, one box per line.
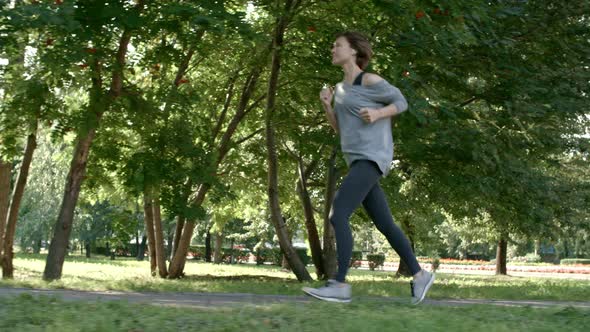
<box><xmin>509</xmin><ymin>253</ymin><xmax>541</xmax><ymax>263</ymax></box>
<box><xmin>187</xmin><ymin>245</ymin><xmax>207</xmax><ymax>260</ymax></box>
<box><xmin>431</xmin><ymin>257</ymin><xmax>440</xmax><ymax>272</ymax></box>
<box><xmin>350</xmin><ymin>251</ymin><xmax>362</xmax><ymax>268</ymax></box>
<box><xmin>222</xmin><ymin>248</ymin><xmax>251</xmax><ymax>264</ymax></box>
<box><xmin>255</xmin><ymin>248</ymin><xmax>282</xmax><ymax>265</ymax></box>
<box><xmin>367</xmin><ymin>253</ymin><xmax>385</xmax><ymax>271</ymax></box>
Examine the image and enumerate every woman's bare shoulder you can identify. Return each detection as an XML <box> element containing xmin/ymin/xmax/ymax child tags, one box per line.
<box><xmin>363</xmin><ymin>73</ymin><xmax>386</xmax><ymax>86</ymax></box>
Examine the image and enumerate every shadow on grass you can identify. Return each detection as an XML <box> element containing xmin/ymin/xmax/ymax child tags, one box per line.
<box><xmin>181</xmin><ymin>274</ymin><xmax>297</xmax><ymax>283</ymax></box>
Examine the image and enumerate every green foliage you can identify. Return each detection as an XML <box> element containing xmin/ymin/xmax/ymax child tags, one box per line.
<box><xmin>188</xmin><ymin>245</ymin><xmax>207</xmax><ymax>260</ymax></box>
<box><xmin>188</xmin><ymin>245</ymin><xmax>252</xmax><ymax>264</ymax></box>
<box><xmin>16</xmin><ymin>129</ymin><xmax>70</xmax><ymax>253</ymax></box>
<box><xmin>366</xmin><ymin>253</ymin><xmax>385</xmax><ymax>271</ymax></box>
<box><xmin>251</xmin><ymin>248</ymin><xmax>310</xmax><ymax>267</ymax></box>
<box><xmin>255</xmin><ymin>248</ymin><xmax>283</xmax><ymax>266</ymax></box>
<box><xmin>295</xmin><ymin>247</ymin><xmax>310</xmax><ymax>266</ymax></box>
<box><xmin>509</xmin><ymin>253</ymin><xmax>542</xmax><ymax>264</ymax></box>
<box><xmin>561</xmin><ymin>259</ymin><xmax>590</xmax><ymax>266</ymax></box>
<box><xmin>72</xmin><ymin>199</ymin><xmax>138</xmax><ymax>255</ymax></box>
<box><xmin>350</xmin><ymin>250</ymin><xmax>363</xmax><ymax>268</ymax></box>
<box><xmin>2</xmin><ymin>0</ymin><xmax>588</xmax><ymax>280</ymax></box>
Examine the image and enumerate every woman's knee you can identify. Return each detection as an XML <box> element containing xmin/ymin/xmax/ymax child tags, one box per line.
<box><xmin>328</xmin><ymin>208</ymin><xmax>348</xmax><ymax>229</ymax></box>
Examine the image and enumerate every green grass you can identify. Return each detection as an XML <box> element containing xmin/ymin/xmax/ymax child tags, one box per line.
<box><xmin>1</xmin><ymin>254</ymin><xmax>590</xmax><ymax>331</ymax></box>
<box><xmin>1</xmin><ymin>254</ymin><xmax>589</xmax><ymax>302</ymax></box>
<box><xmin>1</xmin><ymin>293</ymin><xmax>589</xmax><ymax>332</ymax></box>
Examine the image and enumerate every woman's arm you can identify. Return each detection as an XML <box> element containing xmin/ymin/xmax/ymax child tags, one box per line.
<box><xmin>360</xmin><ymin>103</ymin><xmax>405</xmax><ymax>123</ymax></box>
<box><xmin>324</xmin><ymin>104</ymin><xmax>339</xmax><ymax>133</ymax></box>
<box><xmin>320</xmin><ymin>87</ymin><xmax>339</xmax><ymax>133</ymax></box>
<box><xmin>359</xmin><ymin>73</ymin><xmax>408</xmax><ymax>123</ymax></box>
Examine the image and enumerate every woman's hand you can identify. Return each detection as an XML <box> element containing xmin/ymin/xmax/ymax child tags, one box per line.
<box><xmin>320</xmin><ymin>86</ymin><xmax>334</xmax><ymax>108</ymax></box>
<box><xmin>359</xmin><ymin>108</ymin><xmax>382</xmax><ymax>123</ymax></box>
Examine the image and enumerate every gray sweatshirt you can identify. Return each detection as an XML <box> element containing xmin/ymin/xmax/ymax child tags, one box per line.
<box><xmin>333</xmin><ymin>79</ymin><xmax>408</xmax><ymax>177</ymax></box>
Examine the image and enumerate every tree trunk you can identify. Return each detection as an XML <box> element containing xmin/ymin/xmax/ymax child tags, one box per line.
<box><xmin>43</xmin><ymin>116</ymin><xmax>100</xmax><ymax>280</ymax></box>
<box><xmin>152</xmin><ymin>192</ymin><xmax>168</xmax><ymax>278</ymax></box>
<box><xmin>135</xmin><ymin>201</ymin><xmax>140</xmax><ymax>257</ymax></box>
<box><xmin>264</xmin><ymin>0</ymin><xmax>311</xmax><ymax>282</ymax></box>
<box><xmin>135</xmin><ymin>231</ymin><xmax>139</xmax><ymax>257</ymax></box>
<box><xmin>230</xmin><ymin>238</ymin><xmax>235</xmax><ymax>264</ymax></box>
<box><xmin>0</xmin><ymin>124</ymin><xmax>37</xmax><ymax>279</ymax></box>
<box><xmin>0</xmin><ymin>160</ymin><xmax>11</xmax><ymax>262</ymax></box>
<box><xmin>171</xmin><ymin>215</ymin><xmax>185</xmax><ymax>260</ymax></box>
<box><xmin>205</xmin><ymin>229</ymin><xmax>212</xmax><ymax>262</ymax></box>
<box><xmin>282</xmin><ymin>254</ymin><xmax>290</xmax><ymax>270</ymax></box>
<box><xmin>166</xmin><ymin>229</ymin><xmax>173</xmax><ymax>260</ymax></box>
<box><xmin>322</xmin><ymin>146</ymin><xmax>339</xmax><ymax>279</ymax></box>
<box><xmin>396</xmin><ymin>214</ymin><xmax>415</xmax><ymax>277</ymax></box>
<box><xmin>168</xmin><ymin>184</ymin><xmax>209</xmax><ymax>276</ymax></box>
<box><xmin>137</xmin><ymin>235</ymin><xmax>147</xmax><ymax>261</ymax></box>
<box><xmin>34</xmin><ymin>239</ymin><xmax>42</xmax><ymax>255</ymax></box>
<box><xmin>143</xmin><ymin>188</ymin><xmax>157</xmax><ymax>275</ymax></box>
<box><xmin>534</xmin><ymin>239</ymin><xmax>540</xmax><ymax>256</ymax></box>
<box><xmin>213</xmin><ymin>232</ymin><xmax>223</xmax><ymax>264</ymax></box>
<box><xmin>85</xmin><ymin>241</ymin><xmax>91</xmax><ymax>258</ymax></box>
<box><xmin>296</xmin><ymin>158</ymin><xmax>325</xmax><ymax>279</ymax></box>
<box><xmin>496</xmin><ymin>234</ymin><xmax>508</xmax><ymax>275</ymax></box>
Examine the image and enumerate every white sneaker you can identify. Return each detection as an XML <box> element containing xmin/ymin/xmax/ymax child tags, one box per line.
<box><xmin>411</xmin><ymin>270</ymin><xmax>435</xmax><ymax>305</ymax></box>
<box><xmin>302</xmin><ymin>279</ymin><xmax>352</xmax><ymax>303</ymax></box>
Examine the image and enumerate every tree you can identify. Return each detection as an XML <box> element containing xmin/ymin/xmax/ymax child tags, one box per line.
<box><xmin>38</xmin><ymin>0</ymin><xmax>147</xmax><ymax>280</ymax></box>
<box><xmin>0</xmin><ymin>0</ymin><xmax>56</xmax><ymax>276</ymax></box>
<box><xmin>263</xmin><ymin>0</ymin><xmax>312</xmax><ymax>282</ymax></box>
<box><xmin>372</xmin><ymin>0</ymin><xmax>589</xmax><ymax>274</ymax></box>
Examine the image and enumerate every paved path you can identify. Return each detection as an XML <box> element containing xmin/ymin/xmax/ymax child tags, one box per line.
<box><xmin>1</xmin><ymin>287</ymin><xmax>589</xmax><ymax>310</ymax></box>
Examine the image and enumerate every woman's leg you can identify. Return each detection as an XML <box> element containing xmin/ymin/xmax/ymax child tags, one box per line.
<box><xmin>361</xmin><ymin>182</ymin><xmax>421</xmax><ymax>275</ymax></box>
<box><xmin>329</xmin><ymin>160</ymin><xmax>381</xmax><ymax>282</ymax></box>
<box><xmin>362</xmin><ymin>182</ymin><xmax>435</xmax><ymax>305</ymax></box>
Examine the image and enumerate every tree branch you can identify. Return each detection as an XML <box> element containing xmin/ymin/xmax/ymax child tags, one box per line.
<box><xmin>110</xmin><ymin>0</ymin><xmax>146</xmax><ymax>97</ymax></box>
<box><xmin>234</xmin><ymin>128</ymin><xmax>264</xmax><ymax>146</ymax></box>
<box><xmin>212</xmin><ymin>70</ymin><xmax>240</xmax><ymax>142</ymax></box>
<box><xmin>459</xmin><ymin>96</ymin><xmax>478</xmax><ymax>108</ymax></box>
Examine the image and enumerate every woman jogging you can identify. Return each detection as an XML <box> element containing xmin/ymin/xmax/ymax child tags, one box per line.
<box><xmin>302</xmin><ymin>31</ymin><xmax>434</xmax><ymax>304</ymax></box>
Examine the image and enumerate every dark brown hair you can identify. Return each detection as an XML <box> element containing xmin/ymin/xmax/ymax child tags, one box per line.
<box><xmin>335</xmin><ymin>31</ymin><xmax>373</xmax><ymax>70</ymax></box>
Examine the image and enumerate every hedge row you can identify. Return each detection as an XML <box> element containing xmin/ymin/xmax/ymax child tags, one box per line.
<box><xmin>187</xmin><ymin>246</ymin><xmax>311</xmax><ymax>266</ymax></box>
<box><xmin>561</xmin><ymin>259</ymin><xmax>590</xmax><ymax>265</ymax></box>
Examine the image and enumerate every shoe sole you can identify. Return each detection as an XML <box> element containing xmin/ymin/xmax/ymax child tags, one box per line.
<box><xmin>412</xmin><ymin>273</ymin><xmax>435</xmax><ymax>305</ymax></box>
<box><xmin>302</xmin><ymin>288</ymin><xmax>351</xmax><ymax>303</ymax></box>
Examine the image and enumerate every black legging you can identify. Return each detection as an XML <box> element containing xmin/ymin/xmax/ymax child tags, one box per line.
<box><xmin>329</xmin><ymin>159</ymin><xmax>421</xmax><ymax>282</ymax></box>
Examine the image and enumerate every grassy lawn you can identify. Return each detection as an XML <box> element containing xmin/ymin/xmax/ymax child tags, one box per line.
<box><xmin>1</xmin><ymin>254</ymin><xmax>589</xmax><ymax>302</ymax></box>
<box><xmin>1</xmin><ymin>254</ymin><xmax>589</xmax><ymax>331</ymax></box>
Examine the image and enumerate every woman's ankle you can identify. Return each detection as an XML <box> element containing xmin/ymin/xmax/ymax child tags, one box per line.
<box><xmin>412</xmin><ymin>269</ymin><xmax>423</xmax><ymax>280</ymax></box>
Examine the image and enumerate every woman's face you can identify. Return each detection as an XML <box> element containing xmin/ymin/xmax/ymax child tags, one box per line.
<box><xmin>331</xmin><ymin>36</ymin><xmax>356</xmax><ymax>66</ymax></box>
